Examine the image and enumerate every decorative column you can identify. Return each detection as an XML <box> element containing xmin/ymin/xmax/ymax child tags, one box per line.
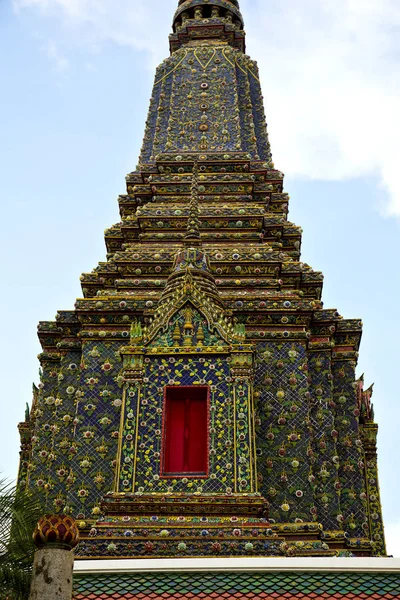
<box><xmin>29</xmin><ymin>515</ymin><xmax>79</xmax><ymax>600</ymax></box>
<box><xmin>230</xmin><ymin>329</ymin><xmax>258</xmax><ymax>496</ymax></box>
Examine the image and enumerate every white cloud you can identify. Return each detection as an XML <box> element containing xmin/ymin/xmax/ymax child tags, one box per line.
<box><xmin>46</xmin><ymin>40</ymin><xmax>69</xmax><ymax>71</ymax></box>
<box><xmin>13</xmin><ymin>0</ymin><xmax>400</xmax><ymax>217</ymax></box>
<box><xmin>13</xmin><ymin>0</ymin><xmax>173</xmax><ymax>64</ymax></box>
<box><xmin>385</xmin><ymin>521</ymin><xmax>400</xmax><ymax>557</ymax></box>
<box><xmin>246</xmin><ymin>0</ymin><xmax>400</xmax><ymax>218</ymax></box>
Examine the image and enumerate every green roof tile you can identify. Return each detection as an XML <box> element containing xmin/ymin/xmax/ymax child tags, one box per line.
<box><xmin>73</xmin><ymin>571</ymin><xmax>400</xmax><ymax>600</ymax></box>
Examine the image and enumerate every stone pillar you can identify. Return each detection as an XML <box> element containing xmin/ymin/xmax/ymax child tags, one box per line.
<box><xmin>29</xmin><ymin>515</ymin><xmax>79</xmax><ymax>600</ymax></box>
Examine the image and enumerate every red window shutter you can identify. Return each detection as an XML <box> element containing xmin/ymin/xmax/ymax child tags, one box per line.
<box><xmin>163</xmin><ymin>387</ymin><xmax>208</xmax><ymax>476</ymax></box>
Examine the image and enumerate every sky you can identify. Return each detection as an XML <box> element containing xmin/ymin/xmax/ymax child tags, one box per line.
<box><xmin>1</xmin><ymin>0</ymin><xmax>400</xmax><ymax>555</ymax></box>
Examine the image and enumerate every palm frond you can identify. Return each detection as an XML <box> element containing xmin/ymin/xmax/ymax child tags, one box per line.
<box><xmin>0</xmin><ymin>478</ymin><xmax>45</xmax><ymax>600</ymax></box>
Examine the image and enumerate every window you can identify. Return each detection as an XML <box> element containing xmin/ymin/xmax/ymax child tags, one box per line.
<box><xmin>162</xmin><ymin>386</ymin><xmax>209</xmax><ymax>477</ymax></box>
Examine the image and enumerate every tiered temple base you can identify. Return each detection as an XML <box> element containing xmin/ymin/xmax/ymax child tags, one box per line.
<box><xmin>75</xmin><ymin>495</ymin><xmax>371</xmax><ymax>559</ymax></box>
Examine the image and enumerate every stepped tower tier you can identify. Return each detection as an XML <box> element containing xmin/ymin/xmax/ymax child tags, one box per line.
<box><xmin>18</xmin><ymin>0</ymin><xmax>386</xmax><ymax>561</ymax></box>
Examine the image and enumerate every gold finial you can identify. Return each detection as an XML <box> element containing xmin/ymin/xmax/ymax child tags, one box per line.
<box><xmin>183</xmin><ymin>306</ymin><xmax>194</xmax><ymax>347</ymax></box>
<box><xmin>184</xmin><ymin>306</ymin><xmax>194</xmax><ymax>331</ymax></box>
<box><xmin>197</xmin><ymin>324</ymin><xmax>205</xmax><ymax>347</ymax></box>
<box><xmin>234</xmin><ymin>323</ymin><xmax>246</xmax><ymax>342</ymax></box>
<box><xmin>173</xmin><ymin>322</ymin><xmax>181</xmax><ymax>343</ymax></box>
<box><xmin>130</xmin><ymin>320</ymin><xmax>143</xmax><ymax>345</ymax></box>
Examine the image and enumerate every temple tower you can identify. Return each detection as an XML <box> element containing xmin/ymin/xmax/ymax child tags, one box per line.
<box><xmin>19</xmin><ymin>0</ymin><xmax>386</xmax><ymax>563</ymax></box>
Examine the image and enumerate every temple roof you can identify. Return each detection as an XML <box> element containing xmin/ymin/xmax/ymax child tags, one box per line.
<box><xmin>73</xmin><ymin>567</ymin><xmax>400</xmax><ymax>600</ymax></box>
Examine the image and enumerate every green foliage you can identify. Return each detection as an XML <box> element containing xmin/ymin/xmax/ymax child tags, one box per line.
<box><xmin>0</xmin><ymin>479</ymin><xmax>44</xmax><ymax>600</ymax></box>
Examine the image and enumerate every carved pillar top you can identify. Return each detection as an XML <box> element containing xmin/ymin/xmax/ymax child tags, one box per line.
<box><xmin>33</xmin><ymin>515</ymin><xmax>79</xmax><ymax>551</ymax></box>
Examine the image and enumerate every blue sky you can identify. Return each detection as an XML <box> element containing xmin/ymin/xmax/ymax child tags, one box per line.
<box><xmin>1</xmin><ymin>0</ymin><xmax>400</xmax><ymax>554</ymax></box>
